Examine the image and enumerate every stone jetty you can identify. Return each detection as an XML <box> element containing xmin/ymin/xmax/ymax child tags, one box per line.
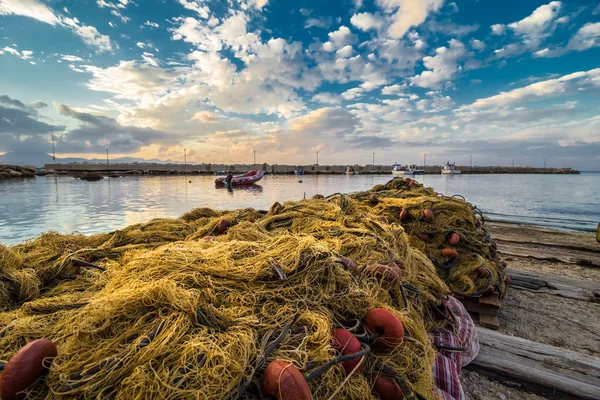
<box><xmin>0</xmin><ymin>165</ymin><xmax>36</xmax><ymax>180</ymax></box>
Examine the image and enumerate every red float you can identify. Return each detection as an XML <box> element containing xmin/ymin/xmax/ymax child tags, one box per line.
<box><xmin>332</xmin><ymin>328</ymin><xmax>363</xmax><ymax>374</ymax></box>
<box><xmin>261</xmin><ymin>360</ymin><xmax>312</xmax><ymax>400</ymax></box>
<box><xmin>363</xmin><ymin>308</ymin><xmax>404</xmax><ymax>350</ymax></box>
<box><xmin>372</xmin><ymin>376</ymin><xmax>405</xmax><ymax>400</ymax></box>
<box><xmin>442</xmin><ymin>248</ymin><xmax>458</xmax><ymax>259</ymax></box>
<box><xmin>0</xmin><ymin>339</ymin><xmax>57</xmax><ymax>400</ymax></box>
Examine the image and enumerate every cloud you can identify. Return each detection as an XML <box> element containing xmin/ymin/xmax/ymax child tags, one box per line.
<box><xmin>409</xmin><ymin>39</ymin><xmax>466</xmax><ymax>88</ymax></box>
<box><xmin>376</xmin><ymin>0</ymin><xmax>445</xmax><ymax>39</ymax></box>
<box><xmin>491</xmin><ymin>24</ymin><xmax>506</xmax><ymax>35</ymax></box>
<box><xmin>54</xmin><ymin>103</ymin><xmax>180</xmax><ymax>153</ymax></box>
<box><xmin>83</xmin><ymin>61</ymin><xmax>176</xmax><ymax>100</ymax></box>
<box><xmin>534</xmin><ymin>22</ymin><xmax>600</xmax><ymax>58</ymax></box>
<box><xmin>381</xmin><ymin>84</ymin><xmax>405</xmax><ymax>95</ymax></box>
<box><xmin>311</xmin><ymin>93</ymin><xmax>342</xmax><ymax>104</ymax></box>
<box><xmin>305</xmin><ymin>16</ymin><xmax>332</xmax><ymax>29</ymax></box>
<box><xmin>323</xmin><ymin>26</ymin><xmax>357</xmax><ymax>51</ymax></box>
<box><xmin>1</xmin><ymin>46</ymin><xmax>35</xmax><ymax>63</ymax></box>
<box><xmin>470</xmin><ymin>39</ymin><xmax>485</xmax><ymax>51</ymax></box>
<box><xmin>190</xmin><ymin>111</ymin><xmax>219</xmax><ymax>123</ymax></box>
<box><xmin>143</xmin><ymin>21</ymin><xmax>160</xmax><ymax>28</ymax></box>
<box><xmin>0</xmin><ymin>0</ymin><xmax>112</xmax><ymax>52</ymax></box>
<box><xmin>61</xmin><ymin>54</ymin><xmax>84</xmax><ymax>62</ymax></box>
<box><xmin>506</xmin><ymin>1</ymin><xmax>562</xmax><ymax>40</ymax></box>
<box><xmin>350</xmin><ymin>12</ymin><xmax>386</xmax><ymax>31</ymax></box>
<box><xmin>176</xmin><ymin>0</ymin><xmax>209</xmax><ymax>18</ymax></box>
<box><xmin>288</xmin><ymin>107</ymin><xmax>359</xmax><ymax>137</ymax></box>
<box><xmin>0</xmin><ymin>0</ymin><xmax>60</xmax><ymax>25</ymax></box>
<box><xmin>459</xmin><ymin>68</ymin><xmax>600</xmax><ymax>110</ymax></box>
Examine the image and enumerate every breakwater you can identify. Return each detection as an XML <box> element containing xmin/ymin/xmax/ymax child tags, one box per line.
<box><xmin>41</xmin><ymin>162</ymin><xmax>580</xmax><ymax>175</ymax></box>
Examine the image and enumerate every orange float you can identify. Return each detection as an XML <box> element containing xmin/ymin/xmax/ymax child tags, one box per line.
<box><xmin>217</xmin><ymin>219</ymin><xmax>230</xmax><ymax>234</ymax></box>
<box><xmin>422</xmin><ymin>209</ymin><xmax>434</xmax><ymax>223</ymax></box>
<box><xmin>442</xmin><ymin>248</ymin><xmax>458</xmax><ymax>259</ymax></box>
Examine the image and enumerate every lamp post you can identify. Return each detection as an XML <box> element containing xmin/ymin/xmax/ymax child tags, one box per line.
<box><xmin>50</xmin><ymin>129</ymin><xmax>56</xmax><ymax>164</ymax></box>
<box><xmin>316</xmin><ymin>151</ymin><xmax>319</xmax><ymax>166</ymax></box>
<box><xmin>253</xmin><ymin>149</ymin><xmax>256</xmax><ymax>165</ymax></box>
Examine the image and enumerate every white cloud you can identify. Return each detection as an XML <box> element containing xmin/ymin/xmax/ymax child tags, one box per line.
<box><xmin>323</xmin><ymin>26</ymin><xmax>356</xmax><ymax>51</ymax></box>
<box><xmin>507</xmin><ymin>1</ymin><xmax>562</xmax><ymax>40</ymax></box>
<box><xmin>491</xmin><ymin>24</ymin><xmax>506</xmax><ymax>35</ymax></box>
<box><xmin>0</xmin><ymin>0</ymin><xmax>112</xmax><ymax>52</ymax></box>
<box><xmin>305</xmin><ymin>16</ymin><xmax>332</xmax><ymax>29</ymax></box>
<box><xmin>0</xmin><ymin>0</ymin><xmax>60</xmax><ymax>25</ymax></box>
<box><xmin>377</xmin><ymin>0</ymin><xmax>445</xmax><ymax>38</ymax></box>
<box><xmin>533</xmin><ymin>22</ymin><xmax>600</xmax><ymax>58</ymax></box>
<box><xmin>336</xmin><ymin>45</ymin><xmax>354</xmax><ymax>58</ymax></box>
<box><xmin>190</xmin><ymin>111</ymin><xmax>218</xmax><ymax>123</ymax></box>
<box><xmin>143</xmin><ymin>21</ymin><xmax>160</xmax><ymax>29</ymax></box>
<box><xmin>73</xmin><ymin>25</ymin><xmax>112</xmax><ymax>52</ymax></box>
<box><xmin>342</xmin><ymin>87</ymin><xmax>363</xmax><ymax>100</ymax></box>
<box><xmin>136</xmin><ymin>42</ymin><xmax>147</xmax><ymax>48</ymax></box>
<box><xmin>350</xmin><ymin>12</ymin><xmax>386</xmax><ymax>31</ymax></box>
<box><xmin>409</xmin><ymin>39</ymin><xmax>466</xmax><ymax>88</ymax></box>
<box><xmin>97</xmin><ymin>0</ymin><xmax>131</xmax><ymax>23</ymax></box>
<box><xmin>61</xmin><ymin>54</ymin><xmax>84</xmax><ymax>62</ymax></box>
<box><xmin>459</xmin><ymin>68</ymin><xmax>600</xmax><ymax>110</ymax></box>
<box><xmin>381</xmin><ymin>84</ymin><xmax>405</xmax><ymax>95</ymax></box>
<box><xmin>470</xmin><ymin>39</ymin><xmax>485</xmax><ymax>51</ymax></box>
<box><xmin>176</xmin><ymin>0</ymin><xmax>209</xmax><ymax>19</ymax></box>
<box><xmin>311</xmin><ymin>93</ymin><xmax>342</xmax><ymax>104</ymax></box>
<box><xmin>1</xmin><ymin>46</ymin><xmax>34</xmax><ymax>61</ymax></box>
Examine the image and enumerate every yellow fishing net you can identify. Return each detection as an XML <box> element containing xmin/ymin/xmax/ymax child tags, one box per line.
<box><xmin>0</xmin><ymin>178</ymin><xmax>507</xmax><ymax>399</ymax></box>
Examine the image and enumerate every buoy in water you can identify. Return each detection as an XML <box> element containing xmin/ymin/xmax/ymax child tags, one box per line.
<box><xmin>261</xmin><ymin>360</ymin><xmax>312</xmax><ymax>400</ymax></box>
<box><xmin>372</xmin><ymin>376</ymin><xmax>405</xmax><ymax>400</ymax></box>
<box><xmin>447</xmin><ymin>232</ymin><xmax>460</xmax><ymax>246</ymax></box>
<box><xmin>363</xmin><ymin>308</ymin><xmax>404</xmax><ymax>350</ymax></box>
<box><xmin>217</xmin><ymin>219</ymin><xmax>230</xmax><ymax>234</ymax></box>
<box><xmin>0</xmin><ymin>339</ymin><xmax>57</xmax><ymax>400</ymax></box>
<box><xmin>189</xmin><ymin>180</ymin><xmax>192</xmax><ymax>183</ymax></box>
<box><xmin>442</xmin><ymin>248</ymin><xmax>458</xmax><ymax>259</ymax></box>
<box><xmin>332</xmin><ymin>328</ymin><xmax>363</xmax><ymax>374</ymax></box>
<box><xmin>298</xmin><ymin>180</ymin><xmax>303</xmax><ymax>183</ymax></box>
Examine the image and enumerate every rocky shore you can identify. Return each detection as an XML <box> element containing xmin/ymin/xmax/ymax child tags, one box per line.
<box><xmin>0</xmin><ymin>164</ymin><xmax>36</xmax><ymax>180</ymax></box>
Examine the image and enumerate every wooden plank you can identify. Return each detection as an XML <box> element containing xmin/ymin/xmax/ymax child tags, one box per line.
<box><xmin>478</xmin><ymin>314</ymin><xmax>498</xmax><ymax>330</ymax></box>
<box><xmin>507</xmin><ymin>268</ymin><xmax>600</xmax><ymax>303</ymax></box>
<box><xmin>479</xmin><ymin>294</ymin><xmax>500</xmax><ymax>308</ymax></box>
<box><xmin>462</xmin><ymin>301</ymin><xmax>497</xmax><ymax>316</ymax></box>
<box><xmin>471</xmin><ymin>328</ymin><xmax>600</xmax><ymax>400</ymax></box>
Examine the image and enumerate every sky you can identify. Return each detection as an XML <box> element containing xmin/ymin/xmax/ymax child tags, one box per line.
<box><xmin>0</xmin><ymin>0</ymin><xmax>599</xmax><ymax>169</ymax></box>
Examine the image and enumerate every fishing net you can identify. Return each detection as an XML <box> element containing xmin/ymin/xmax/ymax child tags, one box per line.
<box><xmin>0</xmin><ymin>178</ymin><xmax>507</xmax><ymax>399</ymax></box>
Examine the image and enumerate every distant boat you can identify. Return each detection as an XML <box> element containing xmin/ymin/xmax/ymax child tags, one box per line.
<box><xmin>295</xmin><ymin>169</ymin><xmax>305</xmax><ymax>175</ymax></box>
<box><xmin>392</xmin><ymin>163</ymin><xmax>423</xmax><ymax>175</ymax></box>
<box><xmin>441</xmin><ymin>161</ymin><xmax>461</xmax><ymax>175</ymax></box>
<box><xmin>215</xmin><ymin>170</ymin><xmax>264</xmax><ymax>185</ymax></box>
<box><xmin>214</xmin><ymin>170</ymin><xmax>226</xmax><ymax>176</ymax></box>
<box><xmin>345</xmin><ymin>166</ymin><xmax>356</xmax><ymax>175</ymax></box>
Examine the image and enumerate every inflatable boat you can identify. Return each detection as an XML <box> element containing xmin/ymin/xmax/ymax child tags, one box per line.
<box><xmin>215</xmin><ymin>170</ymin><xmax>265</xmax><ymax>185</ymax></box>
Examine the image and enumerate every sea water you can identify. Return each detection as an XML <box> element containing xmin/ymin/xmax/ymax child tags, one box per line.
<box><xmin>1</xmin><ymin>172</ymin><xmax>598</xmax><ymax>245</ymax></box>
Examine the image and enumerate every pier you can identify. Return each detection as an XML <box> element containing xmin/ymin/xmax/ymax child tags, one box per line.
<box><xmin>41</xmin><ymin>163</ymin><xmax>580</xmax><ymax>175</ymax></box>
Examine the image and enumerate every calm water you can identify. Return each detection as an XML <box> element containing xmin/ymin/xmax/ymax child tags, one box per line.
<box><xmin>1</xmin><ymin>173</ymin><xmax>598</xmax><ymax>245</ymax></box>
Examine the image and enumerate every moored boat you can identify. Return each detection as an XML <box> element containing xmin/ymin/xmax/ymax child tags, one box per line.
<box><xmin>441</xmin><ymin>162</ymin><xmax>461</xmax><ymax>175</ymax></box>
<box><xmin>215</xmin><ymin>170</ymin><xmax>264</xmax><ymax>185</ymax></box>
<box><xmin>345</xmin><ymin>166</ymin><xmax>356</xmax><ymax>175</ymax></box>
<box><xmin>392</xmin><ymin>163</ymin><xmax>423</xmax><ymax>175</ymax></box>
<box><xmin>295</xmin><ymin>169</ymin><xmax>305</xmax><ymax>175</ymax></box>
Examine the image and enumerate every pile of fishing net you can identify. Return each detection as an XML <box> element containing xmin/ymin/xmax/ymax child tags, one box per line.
<box><xmin>0</xmin><ymin>178</ymin><xmax>507</xmax><ymax>399</ymax></box>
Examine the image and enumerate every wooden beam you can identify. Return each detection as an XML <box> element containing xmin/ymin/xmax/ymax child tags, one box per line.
<box><xmin>507</xmin><ymin>269</ymin><xmax>600</xmax><ymax>303</ymax></box>
<box><xmin>470</xmin><ymin>328</ymin><xmax>600</xmax><ymax>400</ymax></box>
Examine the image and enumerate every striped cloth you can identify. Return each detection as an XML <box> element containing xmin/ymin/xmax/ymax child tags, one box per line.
<box><xmin>428</xmin><ymin>296</ymin><xmax>479</xmax><ymax>400</ymax></box>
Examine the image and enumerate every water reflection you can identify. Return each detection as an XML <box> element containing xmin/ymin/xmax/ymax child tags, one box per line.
<box><xmin>0</xmin><ymin>173</ymin><xmax>598</xmax><ymax>245</ymax></box>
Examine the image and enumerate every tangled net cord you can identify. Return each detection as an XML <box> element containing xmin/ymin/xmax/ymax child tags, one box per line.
<box><xmin>0</xmin><ymin>178</ymin><xmax>506</xmax><ymax>399</ymax></box>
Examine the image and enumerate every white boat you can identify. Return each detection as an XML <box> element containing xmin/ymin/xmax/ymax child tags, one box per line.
<box><xmin>345</xmin><ymin>166</ymin><xmax>356</xmax><ymax>175</ymax></box>
<box><xmin>392</xmin><ymin>163</ymin><xmax>423</xmax><ymax>175</ymax></box>
<box><xmin>441</xmin><ymin>161</ymin><xmax>462</xmax><ymax>175</ymax></box>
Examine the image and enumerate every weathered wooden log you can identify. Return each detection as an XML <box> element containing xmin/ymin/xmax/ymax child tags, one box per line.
<box><xmin>470</xmin><ymin>328</ymin><xmax>600</xmax><ymax>400</ymax></box>
<box><xmin>507</xmin><ymin>269</ymin><xmax>600</xmax><ymax>303</ymax></box>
